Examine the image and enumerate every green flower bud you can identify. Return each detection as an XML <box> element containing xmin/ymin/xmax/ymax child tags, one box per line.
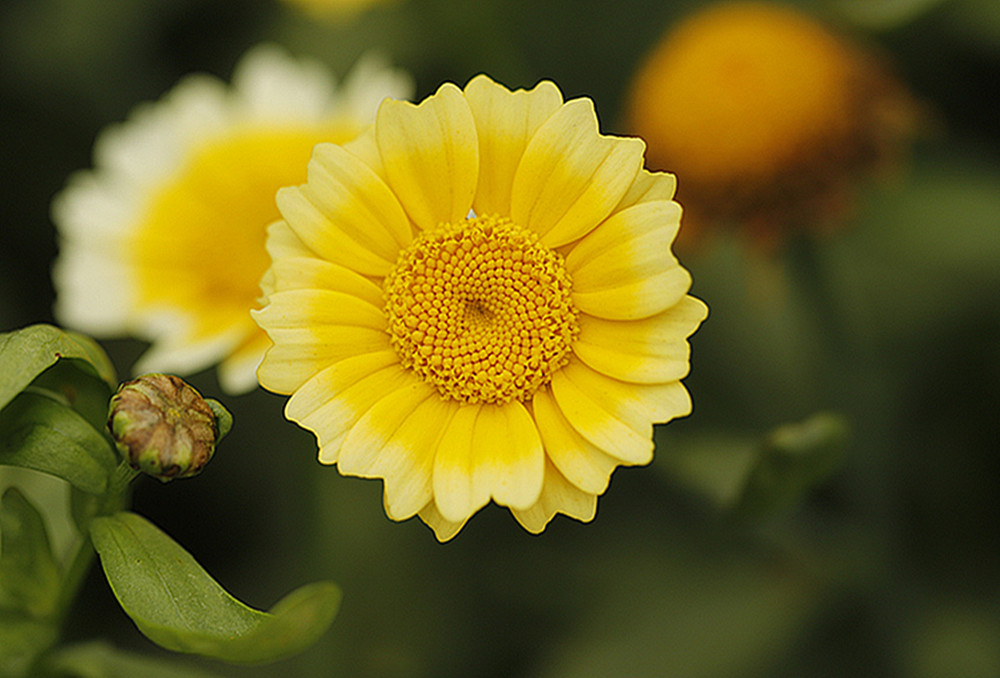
<box><xmin>107</xmin><ymin>374</ymin><xmax>231</xmax><ymax>481</ymax></box>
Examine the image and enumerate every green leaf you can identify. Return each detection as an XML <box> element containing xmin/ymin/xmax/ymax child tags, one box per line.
<box><xmin>69</xmin><ymin>486</ymin><xmax>102</xmax><ymax>536</ymax></box>
<box><xmin>654</xmin><ymin>430</ymin><xmax>759</xmax><ymax>507</ymax></box>
<box><xmin>38</xmin><ymin>641</ymin><xmax>224</xmax><ymax>678</ymax></box>
<box><xmin>0</xmin><ymin>488</ymin><xmax>61</xmax><ymax>619</ymax></box>
<box><xmin>0</xmin><ymin>325</ymin><xmax>116</xmax><ymax>413</ymax></box>
<box><xmin>733</xmin><ymin>412</ymin><xmax>850</xmax><ymax>520</ymax></box>
<box><xmin>0</xmin><ymin>611</ymin><xmax>59</xmax><ymax>678</ymax></box>
<box><xmin>30</xmin><ymin>361</ymin><xmax>115</xmax><ymax>436</ymax></box>
<box><xmin>0</xmin><ymin>392</ymin><xmax>116</xmax><ymax>494</ymax></box>
<box><xmin>90</xmin><ymin>512</ymin><xmax>340</xmax><ymax>665</ymax></box>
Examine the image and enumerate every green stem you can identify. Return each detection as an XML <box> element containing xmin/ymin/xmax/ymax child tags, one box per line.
<box><xmin>53</xmin><ymin>461</ymin><xmax>138</xmax><ymax>623</ymax></box>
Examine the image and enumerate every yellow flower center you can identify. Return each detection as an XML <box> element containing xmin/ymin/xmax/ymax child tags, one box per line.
<box><xmin>384</xmin><ymin>215</ymin><xmax>579</xmax><ymax>405</ymax></box>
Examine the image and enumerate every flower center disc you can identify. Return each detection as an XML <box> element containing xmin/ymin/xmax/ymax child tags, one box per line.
<box><xmin>384</xmin><ymin>215</ymin><xmax>579</xmax><ymax>404</ymax></box>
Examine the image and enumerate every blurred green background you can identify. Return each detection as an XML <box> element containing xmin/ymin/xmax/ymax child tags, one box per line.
<box><xmin>2</xmin><ymin>0</ymin><xmax>999</xmax><ymax>676</ymax></box>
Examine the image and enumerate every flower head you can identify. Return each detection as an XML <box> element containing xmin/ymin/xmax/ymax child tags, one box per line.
<box><xmin>108</xmin><ymin>374</ymin><xmax>232</xmax><ymax>481</ymax></box>
<box><xmin>283</xmin><ymin>0</ymin><xmax>397</xmax><ymax>19</ymax></box>
<box><xmin>626</xmin><ymin>1</ymin><xmax>918</xmax><ymax>245</ymax></box>
<box><xmin>52</xmin><ymin>45</ymin><xmax>413</xmax><ymax>393</ymax></box>
<box><xmin>254</xmin><ymin>75</ymin><xmax>707</xmax><ymax>540</ymax></box>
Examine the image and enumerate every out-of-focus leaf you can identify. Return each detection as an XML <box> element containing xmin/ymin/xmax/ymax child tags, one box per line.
<box><xmin>38</xmin><ymin>641</ymin><xmax>224</xmax><ymax>678</ymax></box>
<box><xmin>0</xmin><ymin>325</ymin><xmax>116</xmax><ymax>412</ymax></box>
<box><xmin>30</xmin><ymin>361</ymin><xmax>115</xmax><ymax>436</ymax></box>
<box><xmin>0</xmin><ymin>488</ymin><xmax>61</xmax><ymax>619</ymax></box>
<box><xmin>0</xmin><ymin>611</ymin><xmax>59</xmax><ymax>678</ymax></box>
<box><xmin>90</xmin><ymin>512</ymin><xmax>341</xmax><ymax>665</ymax></box>
<box><xmin>69</xmin><ymin>486</ymin><xmax>102</xmax><ymax>536</ymax></box>
<box><xmin>0</xmin><ymin>392</ymin><xmax>115</xmax><ymax>494</ymax></box>
<box><xmin>834</xmin><ymin>0</ymin><xmax>948</xmax><ymax>28</ymax></box>
<box><xmin>733</xmin><ymin>413</ymin><xmax>850</xmax><ymax>520</ymax></box>
<box><xmin>654</xmin><ymin>431</ymin><xmax>759</xmax><ymax>507</ymax></box>
<box><xmin>898</xmin><ymin>602</ymin><xmax>1000</xmax><ymax>678</ymax></box>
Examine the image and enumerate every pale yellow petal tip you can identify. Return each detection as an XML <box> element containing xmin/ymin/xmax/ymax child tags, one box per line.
<box><xmin>418</xmin><ymin>502</ymin><xmax>469</xmax><ymax>543</ymax></box>
<box><xmin>685</xmin><ymin>294</ymin><xmax>710</xmax><ymax>328</ymax></box>
<box><xmin>511</xmin><ymin>492</ymin><xmax>599</xmax><ymax>535</ymax></box>
<box><xmin>464</xmin><ymin>74</ymin><xmax>565</xmax><ymax>101</ymax></box>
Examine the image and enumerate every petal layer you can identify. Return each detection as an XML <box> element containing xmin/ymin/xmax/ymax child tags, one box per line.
<box><xmin>376</xmin><ymin>83</ymin><xmax>478</xmax><ymax>230</ymax></box>
<box><xmin>568</xmin><ymin>200</ymin><xmax>690</xmax><ymax>320</ymax></box>
<box><xmin>464</xmin><ymin>75</ymin><xmax>563</xmax><ymax>217</ymax></box>
<box><xmin>511</xmin><ymin>98</ymin><xmax>644</xmax><ymax>247</ymax></box>
<box><xmin>511</xmin><ymin>460</ymin><xmax>598</xmax><ymax>534</ymax></box>
<box><xmin>531</xmin><ymin>387</ymin><xmax>619</xmax><ymax>494</ymax></box>
<box><xmin>288</xmin><ymin>357</ymin><xmax>415</xmax><ymax>463</ymax></box>
<box><xmin>572</xmin><ymin>295</ymin><xmax>708</xmax><ymax>383</ymax></box>
<box><xmin>255</xmin><ymin>325</ymin><xmax>391</xmax><ymax>394</ymax></box>
<box><xmin>277</xmin><ymin>141</ymin><xmax>412</xmax><ymax>276</ymax></box>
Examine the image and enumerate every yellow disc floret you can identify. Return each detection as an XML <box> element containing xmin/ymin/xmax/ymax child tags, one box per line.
<box><xmin>384</xmin><ymin>215</ymin><xmax>579</xmax><ymax>404</ymax></box>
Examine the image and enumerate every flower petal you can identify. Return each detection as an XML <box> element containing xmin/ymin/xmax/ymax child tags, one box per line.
<box><xmin>510</xmin><ymin>459</ymin><xmax>598</xmax><ymax>534</ymax></box>
<box><xmin>264</xmin><ymin>219</ymin><xmax>314</xmax><ymax>259</ymax></box>
<box><xmin>572</xmin><ymin>295</ymin><xmax>708</xmax><ymax>383</ymax></box>
<box><xmin>463</xmin><ymin>75</ymin><xmax>563</xmax><ymax>218</ymax></box>
<box><xmin>276</xmin><ymin>143</ymin><xmax>412</xmax><ymax>277</ymax></box>
<box><xmin>477</xmin><ymin>401</ymin><xmax>545</xmax><ymax>511</ymax></box>
<box><xmin>568</xmin><ymin>358</ymin><xmax>692</xmax><ymax>426</ymax></box>
<box><xmin>432</xmin><ymin>404</ymin><xmax>489</xmax><ymax>523</ymax></box>
<box><xmin>277</xmin><ymin>187</ymin><xmax>394</xmax><ymax>278</ymax></box>
<box><xmin>566</xmin><ymin>200</ymin><xmax>691</xmax><ymax>320</ymax></box>
<box><xmin>254</xmin><ymin>325</ymin><xmax>392</xmax><ymax>394</ymax></box>
<box><xmin>510</xmin><ymin>98</ymin><xmax>644</xmax><ymax>247</ymax></box>
<box><xmin>288</xmin><ymin>358</ymin><xmax>416</xmax><ymax>464</ymax></box>
<box><xmin>52</xmin><ymin>238</ymin><xmax>133</xmax><ymax>336</ymax></box>
<box><xmin>132</xmin><ymin>326</ymin><xmax>243</xmax><ymax>378</ymax></box>
<box><xmin>614</xmin><ymin>168</ymin><xmax>677</xmax><ymax>213</ymax></box>
<box><xmin>253</xmin><ymin>289</ymin><xmax>386</xmax><ymax>331</ymax></box>
<box><xmin>551</xmin><ymin>358</ymin><xmax>683</xmax><ymax>465</ymax></box>
<box><xmin>337</xmin><ymin>377</ymin><xmax>439</xmax><ymax>482</ymax></box>
<box><xmin>217</xmin><ymin>331</ymin><xmax>272</xmax><ymax>393</ymax></box>
<box><xmin>266</xmin><ymin>256</ymin><xmax>385</xmax><ymax>307</ymax></box>
<box><xmin>375</xmin><ymin>82</ymin><xmax>478</xmax><ymax>230</ymax></box>
<box><xmin>432</xmin><ymin>401</ymin><xmax>545</xmax><ymax>523</ymax></box>
<box><xmin>532</xmin><ymin>386</ymin><xmax>619</xmax><ymax>494</ymax></box>
<box><xmin>380</xmin><ymin>397</ymin><xmax>459</xmax><ymax>521</ymax></box>
<box><xmin>418</xmin><ymin>501</ymin><xmax>469</xmax><ymax>542</ymax></box>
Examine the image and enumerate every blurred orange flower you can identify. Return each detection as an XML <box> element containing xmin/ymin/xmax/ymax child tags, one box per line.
<box><xmin>626</xmin><ymin>1</ymin><xmax>920</xmax><ymax>248</ymax></box>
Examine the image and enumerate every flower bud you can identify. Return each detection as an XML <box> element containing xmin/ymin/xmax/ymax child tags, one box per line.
<box><xmin>107</xmin><ymin>374</ymin><xmax>231</xmax><ymax>481</ymax></box>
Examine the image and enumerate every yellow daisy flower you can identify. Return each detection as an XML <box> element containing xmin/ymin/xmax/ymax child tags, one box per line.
<box><xmin>253</xmin><ymin>75</ymin><xmax>707</xmax><ymax>540</ymax></box>
<box><xmin>626</xmin><ymin>1</ymin><xmax>918</xmax><ymax>245</ymax></box>
<box><xmin>52</xmin><ymin>45</ymin><xmax>413</xmax><ymax>393</ymax></box>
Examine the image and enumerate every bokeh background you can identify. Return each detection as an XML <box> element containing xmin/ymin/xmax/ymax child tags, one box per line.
<box><xmin>2</xmin><ymin>0</ymin><xmax>999</xmax><ymax>676</ymax></box>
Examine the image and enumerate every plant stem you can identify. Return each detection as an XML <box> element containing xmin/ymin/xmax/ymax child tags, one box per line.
<box><xmin>53</xmin><ymin>461</ymin><xmax>138</xmax><ymax>623</ymax></box>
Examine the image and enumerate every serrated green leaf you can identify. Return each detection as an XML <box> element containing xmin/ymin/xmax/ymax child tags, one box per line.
<box><xmin>733</xmin><ymin>412</ymin><xmax>850</xmax><ymax>520</ymax></box>
<box><xmin>90</xmin><ymin>512</ymin><xmax>340</xmax><ymax>665</ymax></box>
<box><xmin>0</xmin><ymin>325</ymin><xmax>116</xmax><ymax>413</ymax></box>
<box><xmin>0</xmin><ymin>392</ymin><xmax>116</xmax><ymax>494</ymax></box>
<box><xmin>0</xmin><ymin>611</ymin><xmax>59</xmax><ymax>678</ymax></box>
<box><xmin>38</xmin><ymin>641</ymin><xmax>224</xmax><ymax>678</ymax></box>
<box><xmin>0</xmin><ymin>488</ymin><xmax>62</xmax><ymax>619</ymax></box>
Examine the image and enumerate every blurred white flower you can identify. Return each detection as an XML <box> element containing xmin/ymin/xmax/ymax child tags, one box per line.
<box><xmin>52</xmin><ymin>45</ymin><xmax>413</xmax><ymax>393</ymax></box>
